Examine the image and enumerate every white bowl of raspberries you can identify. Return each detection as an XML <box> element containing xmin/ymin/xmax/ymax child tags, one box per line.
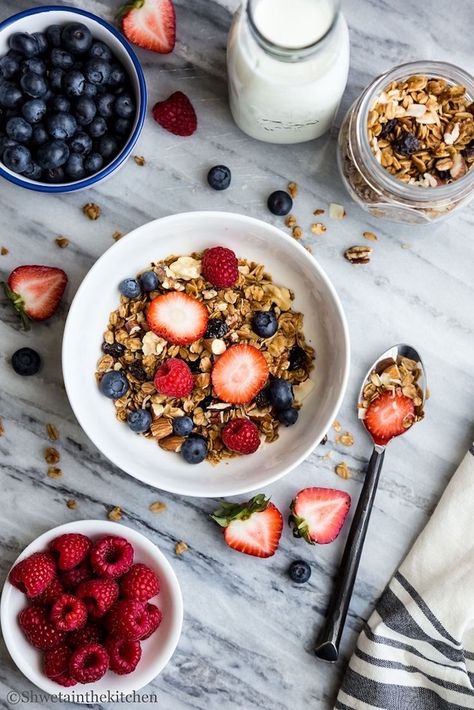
<box><xmin>0</xmin><ymin>520</ymin><xmax>183</xmax><ymax>699</ymax></box>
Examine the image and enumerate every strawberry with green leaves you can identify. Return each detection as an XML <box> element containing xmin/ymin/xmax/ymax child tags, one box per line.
<box><xmin>2</xmin><ymin>265</ymin><xmax>68</xmax><ymax>330</ymax></box>
<box><xmin>211</xmin><ymin>494</ymin><xmax>283</xmax><ymax>558</ymax></box>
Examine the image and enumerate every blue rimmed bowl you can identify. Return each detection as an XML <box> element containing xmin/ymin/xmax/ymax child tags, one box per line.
<box><xmin>0</xmin><ymin>5</ymin><xmax>147</xmax><ymax>193</ymax></box>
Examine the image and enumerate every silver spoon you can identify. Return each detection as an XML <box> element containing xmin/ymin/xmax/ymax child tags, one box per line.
<box><xmin>314</xmin><ymin>343</ymin><xmax>426</xmax><ymax>662</ymax></box>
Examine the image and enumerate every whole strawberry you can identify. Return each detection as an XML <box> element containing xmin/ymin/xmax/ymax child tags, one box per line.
<box><xmin>50</xmin><ymin>594</ymin><xmax>88</xmax><ymax>632</ymax></box>
<box><xmin>152</xmin><ymin>91</ymin><xmax>197</xmax><ymax>136</ymax></box>
<box><xmin>105</xmin><ymin>637</ymin><xmax>142</xmax><ymax>675</ymax></box>
<box><xmin>18</xmin><ymin>606</ymin><xmax>66</xmax><ymax>650</ymax></box>
<box><xmin>49</xmin><ymin>533</ymin><xmax>92</xmax><ymax>571</ymax></box>
<box><xmin>76</xmin><ymin>578</ymin><xmax>119</xmax><ymax>618</ymax></box>
<box><xmin>120</xmin><ymin>563</ymin><xmax>160</xmax><ymax>602</ymax></box>
<box><xmin>106</xmin><ymin>599</ymin><xmax>151</xmax><ymax>640</ymax></box>
<box><xmin>202</xmin><ymin>246</ymin><xmax>239</xmax><ymax>288</ymax></box>
<box><xmin>90</xmin><ymin>536</ymin><xmax>134</xmax><ymax>579</ymax></box>
<box><xmin>9</xmin><ymin>552</ymin><xmax>56</xmax><ymax>598</ymax></box>
<box><xmin>221</xmin><ymin>418</ymin><xmax>261</xmax><ymax>455</ymax></box>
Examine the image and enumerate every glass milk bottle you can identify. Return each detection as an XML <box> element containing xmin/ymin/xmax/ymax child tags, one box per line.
<box><xmin>227</xmin><ymin>0</ymin><xmax>350</xmax><ymax>144</ymax></box>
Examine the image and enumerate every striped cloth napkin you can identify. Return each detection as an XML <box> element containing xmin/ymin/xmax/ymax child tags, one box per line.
<box><xmin>336</xmin><ymin>445</ymin><xmax>474</xmax><ymax>710</ymax></box>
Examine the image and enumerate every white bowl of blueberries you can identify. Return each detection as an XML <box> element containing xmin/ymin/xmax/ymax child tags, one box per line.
<box><xmin>0</xmin><ymin>5</ymin><xmax>146</xmax><ymax>192</ymax></box>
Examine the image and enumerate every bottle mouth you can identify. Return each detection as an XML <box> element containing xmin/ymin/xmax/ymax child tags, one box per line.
<box><xmin>246</xmin><ymin>0</ymin><xmax>340</xmax><ymax>61</ymax></box>
<box><xmin>355</xmin><ymin>60</ymin><xmax>474</xmax><ymax>202</ymax></box>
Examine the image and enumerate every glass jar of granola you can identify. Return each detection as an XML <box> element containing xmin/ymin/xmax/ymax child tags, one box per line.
<box><xmin>337</xmin><ymin>61</ymin><xmax>474</xmax><ymax>224</ymax></box>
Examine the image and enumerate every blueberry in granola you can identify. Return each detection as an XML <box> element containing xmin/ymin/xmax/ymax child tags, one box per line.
<box><xmin>118</xmin><ymin>278</ymin><xmax>141</xmax><ymax>298</ymax></box>
<box><xmin>252</xmin><ymin>310</ymin><xmax>278</xmax><ymax>338</ymax></box>
<box><xmin>139</xmin><ymin>270</ymin><xmax>159</xmax><ymax>292</ymax></box>
<box><xmin>99</xmin><ymin>370</ymin><xmax>129</xmax><ymax>399</ymax></box>
<box><xmin>268</xmin><ymin>378</ymin><xmax>293</xmax><ymax>411</ymax></box>
<box><xmin>277</xmin><ymin>407</ymin><xmax>299</xmax><ymax>426</ymax></box>
<box><xmin>182</xmin><ymin>435</ymin><xmax>208</xmax><ymax>464</ymax></box>
<box><xmin>127</xmin><ymin>408</ymin><xmax>152</xmax><ymax>433</ymax></box>
<box><xmin>173</xmin><ymin>416</ymin><xmax>193</xmax><ymax>437</ymax></box>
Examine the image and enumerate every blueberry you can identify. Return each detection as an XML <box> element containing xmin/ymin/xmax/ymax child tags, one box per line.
<box><xmin>3</xmin><ymin>144</ymin><xmax>31</xmax><ymax>173</ymax></box>
<box><xmin>11</xmin><ymin>347</ymin><xmax>41</xmax><ymax>376</ymax></box>
<box><xmin>61</xmin><ymin>23</ymin><xmax>93</xmax><ymax>55</ymax></box>
<box><xmin>0</xmin><ymin>135</ymin><xmax>17</xmax><ymax>154</ymax></box>
<box><xmin>50</xmin><ymin>48</ymin><xmax>74</xmax><ymax>71</ymax></box>
<box><xmin>114</xmin><ymin>93</ymin><xmax>135</xmax><ymax>119</ymax></box>
<box><xmin>119</xmin><ymin>278</ymin><xmax>141</xmax><ymax>298</ymax></box>
<box><xmin>22</xmin><ymin>98</ymin><xmax>46</xmax><ymax>124</ymax></box>
<box><xmin>84</xmin><ymin>151</ymin><xmax>103</xmax><ymax>174</ymax></box>
<box><xmin>268</xmin><ymin>378</ymin><xmax>293</xmax><ymax>410</ymax></box>
<box><xmin>64</xmin><ymin>152</ymin><xmax>85</xmax><ymax>180</ymax></box>
<box><xmin>44</xmin><ymin>166</ymin><xmax>65</xmax><ymax>183</ymax></box>
<box><xmin>107</xmin><ymin>64</ymin><xmax>126</xmax><ymax>90</ymax></box>
<box><xmin>85</xmin><ymin>58</ymin><xmax>111</xmax><ymax>85</ymax></box>
<box><xmin>277</xmin><ymin>407</ymin><xmax>299</xmax><ymax>426</ymax></box>
<box><xmin>74</xmin><ymin>95</ymin><xmax>96</xmax><ymax>125</ymax></box>
<box><xmin>83</xmin><ymin>82</ymin><xmax>97</xmax><ymax>98</ymax></box>
<box><xmin>0</xmin><ymin>55</ymin><xmax>19</xmax><ymax>80</ymax></box>
<box><xmin>289</xmin><ymin>560</ymin><xmax>311</xmax><ymax>584</ymax></box>
<box><xmin>173</xmin><ymin>416</ymin><xmax>193</xmax><ymax>436</ymax></box>
<box><xmin>22</xmin><ymin>161</ymin><xmax>42</xmax><ymax>180</ymax></box>
<box><xmin>267</xmin><ymin>190</ymin><xmax>293</xmax><ymax>216</ymax></box>
<box><xmin>181</xmin><ymin>435</ymin><xmax>208</xmax><ymax>464</ymax></box>
<box><xmin>88</xmin><ymin>116</ymin><xmax>107</xmax><ymax>138</ymax></box>
<box><xmin>51</xmin><ymin>95</ymin><xmax>71</xmax><ymax>113</ymax></box>
<box><xmin>6</xmin><ymin>116</ymin><xmax>33</xmax><ymax>143</ymax></box>
<box><xmin>127</xmin><ymin>408</ymin><xmax>152</xmax><ymax>433</ymax></box>
<box><xmin>98</xmin><ymin>134</ymin><xmax>118</xmax><ymax>160</ymax></box>
<box><xmin>69</xmin><ymin>130</ymin><xmax>92</xmax><ymax>155</ymax></box>
<box><xmin>99</xmin><ymin>370</ymin><xmax>129</xmax><ymax>399</ymax></box>
<box><xmin>114</xmin><ymin>117</ymin><xmax>131</xmax><ymax>137</ymax></box>
<box><xmin>205</xmin><ymin>318</ymin><xmax>228</xmax><ymax>339</ymax></box>
<box><xmin>102</xmin><ymin>341</ymin><xmax>125</xmax><ymax>358</ymax></box>
<box><xmin>392</xmin><ymin>131</ymin><xmax>420</xmax><ymax>156</ymax></box>
<box><xmin>90</xmin><ymin>41</ymin><xmax>113</xmax><ymax>61</ymax></box>
<box><xmin>288</xmin><ymin>345</ymin><xmax>308</xmax><ymax>371</ymax></box>
<box><xmin>63</xmin><ymin>69</ymin><xmax>86</xmax><ymax>97</ymax></box>
<box><xmin>49</xmin><ymin>67</ymin><xmax>64</xmax><ymax>92</ymax></box>
<box><xmin>9</xmin><ymin>33</ymin><xmax>38</xmax><ymax>58</ymax></box>
<box><xmin>139</xmin><ymin>270</ymin><xmax>159</xmax><ymax>292</ymax></box>
<box><xmin>252</xmin><ymin>310</ymin><xmax>278</xmax><ymax>338</ymax></box>
<box><xmin>32</xmin><ymin>124</ymin><xmax>48</xmax><ymax>146</ymax></box>
<box><xmin>32</xmin><ymin>32</ymin><xmax>49</xmax><ymax>55</ymax></box>
<box><xmin>20</xmin><ymin>71</ymin><xmax>47</xmax><ymax>98</ymax></box>
<box><xmin>21</xmin><ymin>57</ymin><xmax>46</xmax><ymax>75</ymax></box>
<box><xmin>207</xmin><ymin>165</ymin><xmax>231</xmax><ymax>191</ymax></box>
<box><xmin>45</xmin><ymin>25</ymin><xmax>62</xmax><ymax>48</ymax></box>
<box><xmin>47</xmin><ymin>112</ymin><xmax>77</xmax><ymax>140</ymax></box>
<box><xmin>96</xmin><ymin>93</ymin><xmax>115</xmax><ymax>119</ymax></box>
<box><xmin>37</xmin><ymin>140</ymin><xmax>70</xmax><ymax>170</ymax></box>
<box><xmin>0</xmin><ymin>81</ymin><xmax>22</xmax><ymax>109</ymax></box>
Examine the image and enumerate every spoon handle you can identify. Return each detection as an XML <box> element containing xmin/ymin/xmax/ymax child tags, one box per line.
<box><xmin>314</xmin><ymin>446</ymin><xmax>385</xmax><ymax>662</ymax></box>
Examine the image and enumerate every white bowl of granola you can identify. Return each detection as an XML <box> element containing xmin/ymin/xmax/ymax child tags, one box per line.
<box><xmin>62</xmin><ymin>212</ymin><xmax>350</xmax><ymax>497</ymax></box>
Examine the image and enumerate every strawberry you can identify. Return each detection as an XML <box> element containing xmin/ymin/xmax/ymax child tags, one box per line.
<box><xmin>119</xmin><ymin>0</ymin><xmax>176</xmax><ymax>54</ymax></box>
<box><xmin>289</xmin><ymin>487</ymin><xmax>351</xmax><ymax>545</ymax></box>
<box><xmin>147</xmin><ymin>292</ymin><xmax>208</xmax><ymax>345</ymax></box>
<box><xmin>221</xmin><ymin>418</ymin><xmax>260</xmax><ymax>455</ymax></box>
<box><xmin>211</xmin><ymin>344</ymin><xmax>269</xmax><ymax>404</ymax></box>
<box><xmin>2</xmin><ymin>265</ymin><xmax>67</xmax><ymax>330</ymax></box>
<box><xmin>365</xmin><ymin>390</ymin><xmax>415</xmax><ymax>445</ymax></box>
<box><xmin>49</xmin><ymin>533</ymin><xmax>92</xmax><ymax>571</ymax></box>
<box><xmin>152</xmin><ymin>91</ymin><xmax>197</xmax><ymax>136</ymax></box>
<box><xmin>211</xmin><ymin>494</ymin><xmax>283</xmax><ymax>558</ymax></box>
<box><xmin>202</xmin><ymin>247</ymin><xmax>239</xmax><ymax>288</ymax></box>
<box><xmin>9</xmin><ymin>551</ymin><xmax>56</xmax><ymax>598</ymax></box>
<box><xmin>154</xmin><ymin>358</ymin><xmax>194</xmax><ymax>398</ymax></box>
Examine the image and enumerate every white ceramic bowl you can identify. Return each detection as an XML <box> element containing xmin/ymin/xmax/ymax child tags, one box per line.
<box><xmin>0</xmin><ymin>520</ymin><xmax>183</xmax><ymax>701</ymax></box>
<box><xmin>63</xmin><ymin>211</ymin><xmax>350</xmax><ymax>498</ymax></box>
<box><xmin>0</xmin><ymin>5</ymin><xmax>147</xmax><ymax>193</ymax></box>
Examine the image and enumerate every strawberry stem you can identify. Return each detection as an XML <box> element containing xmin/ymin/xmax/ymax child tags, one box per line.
<box><xmin>1</xmin><ymin>281</ymin><xmax>30</xmax><ymax>331</ymax></box>
<box><xmin>116</xmin><ymin>0</ymin><xmax>145</xmax><ymax>21</ymax></box>
<box><xmin>210</xmin><ymin>494</ymin><xmax>270</xmax><ymax>527</ymax></box>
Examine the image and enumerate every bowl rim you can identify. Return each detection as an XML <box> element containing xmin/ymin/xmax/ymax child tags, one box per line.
<box><xmin>0</xmin><ymin>519</ymin><xmax>184</xmax><ymax>701</ymax></box>
<box><xmin>0</xmin><ymin>4</ymin><xmax>147</xmax><ymax>193</ymax></box>
<box><xmin>62</xmin><ymin>210</ymin><xmax>351</xmax><ymax>497</ymax></box>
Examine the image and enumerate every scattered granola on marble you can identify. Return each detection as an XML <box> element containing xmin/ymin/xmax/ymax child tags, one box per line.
<box><xmin>344</xmin><ymin>245</ymin><xmax>373</xmax><ymax>264</ymax></box>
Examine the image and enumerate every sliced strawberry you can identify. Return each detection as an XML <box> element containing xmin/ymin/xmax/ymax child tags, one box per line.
<box><xmin>289</xmin><ymin>487</ymin><xmax>351</xmax><ymax>545</ymax></box>
<box><xmin>146</xmin><ymin>292</ymin><xmax>208</xmax><ymax>345</ymax></box>
<box><xmin>211</xmin><ymin>344</ymin><xmax>269</xmax><ymax>404</ymax></box>
<box><xmin>211</xmin><ymin>494</ymin><xmax>283</xmax><ymax>558</ymax></box>
<box><xmin>3</xmin><ymin>265</ymin><xmax>68</xmax><ymax>330</ymax></box>
<box><xmin>120</xmin><ymin>0</ymin><xmax>176</xmax><ymax>54</ymax></box>
<box><xmin>365</xmin><ymin>390</ymin><xmax>415</xmax><ymax>445</ymax></box>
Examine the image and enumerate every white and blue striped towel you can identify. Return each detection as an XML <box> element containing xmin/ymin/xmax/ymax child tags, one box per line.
<box><xmin>337</xmin><ymin>445</ymin><xmax>474</xmax><ymax>710</ymax></box>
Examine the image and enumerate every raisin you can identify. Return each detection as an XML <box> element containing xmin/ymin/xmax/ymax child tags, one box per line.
<box><xmin>379</xmin><ymin>118</ymin><xmax>397</xmax><ymax>138</ymax></box>
<box><xmin>255</xmin><ymin>389</ymin><xmax>270</xmax><ymax>408</ymax></box>
<box><xmin>128</xmin><ymin>363</ymin><xmax>147</xmax><ymax>382</ymax></box>
<box><xmin>436</xmin><ymin>169</ymin><xmax>451</xmax><ymax>181</ymax></box>
<box><xmin>462</xmin><ymin>141</ymin><xmax>474</xmax><ymax>160</ymax></box>
<box><xmin>392</xmin><ymin>132</ymin><xmax>420</xmax><ymax>156</ymax></box>
<box><xmin>187</xmin><ymin>359</ymin><xmax>201</xmax><ymax>373</ymax></box>
<box><xmin>199</xmin><ymin>394</ymin><xmax>214</xmax><ymax>410</ymax></box>
<box><xmin>288</xmin><ymin>345</ymin><xmax>307</xmax><ymax>371</ymax></box>
<box><xmin>101</xmin><ymin>342</ymin><xmax>125</xmax><ymax>358</ymax></box>
<box><xmin>205</xmin><ymin>318</ymin><xmax>228</xmax><ymax>339</ymax></box>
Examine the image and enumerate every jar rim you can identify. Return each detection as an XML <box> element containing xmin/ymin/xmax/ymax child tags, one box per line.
<box><xmin>356</xmin><ymin>60</ymin><xmax>474</xmax><ymax>202</ymax></box>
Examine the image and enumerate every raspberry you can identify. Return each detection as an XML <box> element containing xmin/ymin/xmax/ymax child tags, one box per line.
<box><xmin>152</xmin><ymin>91</ymin><xmax>197</xmax><ymax>137</ymax></box>
<box><xmin>141</xmin><ymin>603</ymin><xmax>163</xmax><ymax>640</ymax></box>
<box><xmin>43</xmin><ymin>645</ymin><xmax>71</xmax><ymax>679</ymax></box>
<box><xmin>69</xmin><ymin>642</ymin><xmax>109</xmax><ymax>683</ymax></box>
<box><xmin>221</xmin><ymin>418</ymin><xmax>261</xmax><ymax>454</ymax></box>
<box><xmin>106</xmin><ymin>599</ymin><xmax>151</xmax><ymax>640</ymax></box>
<box><xmin>68</xmin><ymin>622</ymin><xmax>103</xmax><ymax>650</ymax></box>
<box><xmin>90</xmin><ymin>536</ymin><xmax>134</xmax><ymax>579</ymax></box>
<box><xmin>76</xmin><ymin>578</ymin><xmax>119</xmax><ymax>618</ymax></box>
<box><xmin>154</xmin><ymin>358</ymin><xmax>194</xmax><ymax>398</ymax></box>
<box><xmin>49</xmin><ymin>533</ymin><xmax>92</xmax><ymax>571</ymax></box>
<box><xmin>105</xmin><ymin>637</ymin><xmax>142</xmax><ymax>675</ymax></box>
<box><xmin>52</xmin><ymin>673</ymin><xmax>78</xmax><ymax>687</ymax></box>
<box><xmin>202</xmin><ymin>246</ymin><xmax>239</xmax><ymax>288</ymax></box>
<box><xmin>60</xmin><ymin>561</ymin><xmax>92</xmax><ymax>591</ymax></box>
<box><xmin>18</xmin><ymin>606</ymin><xmax>66</xmax><ymax>650</ymax></box>
<box><xmin>35</xmin><ymin>577</ymin><xmax>64</xmax><ymax>607</ymax></box>
<box><xmin>120</xmin><ymin>563</ymin><xmax>160</xmax><ymax>602</ymax></box>
<box><xmin>50</xmin><ymin>594</ymin><xmax>88</xmax><ymax>632</ymax></box>
<box><xmin>9</xmin><ymin>552</ymin><xmax>56</xmax><ymax>598</ymax></box>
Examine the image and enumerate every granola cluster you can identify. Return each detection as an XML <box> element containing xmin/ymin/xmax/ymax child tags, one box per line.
<box><xmin>95</xmin><ymin>252</ymin><xmax>315</xmax><ymax>464</ymax></box>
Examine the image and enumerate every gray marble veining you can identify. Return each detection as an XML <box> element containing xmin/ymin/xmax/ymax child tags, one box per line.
<box><xmin>0</xmin><ymin>0</ymin><xmax>473</xmax><ymax>708</ymax></box>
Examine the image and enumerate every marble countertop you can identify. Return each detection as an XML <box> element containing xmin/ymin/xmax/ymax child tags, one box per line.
<box><xmin>0</xmin><ymin>0</ymin><xmax>473</xmax><ymax>708</ymax></box>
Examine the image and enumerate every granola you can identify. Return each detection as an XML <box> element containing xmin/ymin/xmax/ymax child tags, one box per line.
<box><xmin>96</xmin><ymin>250</ymin><xmax>315</xmax><ymax>465</ymax></box>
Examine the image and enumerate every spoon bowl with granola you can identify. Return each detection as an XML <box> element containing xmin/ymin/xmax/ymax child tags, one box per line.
<box><xmin>62</xmin><ymin>211</ymin><xmax>350</xmax><ymax>498</ymax></box>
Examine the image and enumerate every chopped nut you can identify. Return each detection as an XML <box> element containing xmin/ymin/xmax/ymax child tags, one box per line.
<box><xmin>344</xmin><ymin>245</ymin><xmax>372</xmax><ymax>264</ymax></box>
<box><xmin>46</xmin><ymin>423</ymin><xmax>59</xmax><ymax>441</ymax></box>
<box><xmin>66</xmin><ymin>499</ymin><xmax>77</xmax><ymax>509</ymax></box>
<box><xmin>83</xmin><ymin>202</ymin><xmax>101</xmax><ymax>220</ymax></box>
<box><xmin>168</xmin><ymin>256</ymin><xmax>201</xmax><ymax>281</ymax></box>
<box><xmin>112</xmin><ymin>231</ymin><xmax>123</xmax><ymax>241</ymax></box>
<box><xmin>329</xmin><ymin>203</ymin><xmax>346</xmax><ymax>219</ymax></box>
<box><xmin>332</xmin><ymin>420</ymin><xmax>342</xmax><ymax>432</ymax></box>
<box><xmin>133</xmin><ymin>155</ymin><xmax>146</xmax><ymax>166</ymax></box>
<box><xmin>151</xmin><ymin>417</ymin><xmax>173</xmax><ymax>440</ymax></box>
<box><xmin>363</xmin><ymin>231</ymin><xmax>378</xmax><ymax>241</ymax></box>
<box><xmin>44</xmin><ymin>447</ymin><xmax>60</xmax><ymax>465</ymax></box>
<box><xmin>285</xmin><ymin>214</ymin><xmax>297</xmax><ymax>228</ymax></box>
<box><xmin>313</xmin><ymin>208</ymin><xmax>325</xmax><ymax>215</ymax></box>
<box><xmin>336</xmin><ymin>431</ymin><xmax>354</xmax><ymax>446</ymax></box>
<box><xmin>311</xmin><ymin>222</ymin><xmax>326</xmax><ymax>235</ymax></box>
<box><xmin>335</xmin><ymin>462</ymin><xmax>351</xmax><ymax>479</ymax></box>
<box><xmin>175</xmin><ymin>541</ymin><xmax>188</xmax><ymax>555</ymax></box>
<box><xmin>292</xmin><ymin>226</ymin><xmax>303</xmax><ymax>240</ymax></box>
<box><xmin>287</xmin><ymin>181</ymin><xmax>298</xmax><ymax>199</ymax></box>
<box><xmin>108</xmin><ymin>506</ymin><xmax>122</xmax><ymax>521</ymax></box>
<box><xmin>47</xmin><ymin>466</ymin><xmax>62</xmax><ymax>479</ymax></box>
<box><xmin>1</xmin><ymin>246</ymin><xmax>9</xmax><ymax>255</ymax></box>
<box><xmin>55</xmin><ymin>237</ymin><xmax>69</xmax><ymax>249</ymax></box>
<box><xmin>211</xmin><ymin>339</ymin><xmax>226</xmax><ymax>355</ymax></box>
<box><xmin>149</xmin><ymin>501</ymin><xmax>167</xmax><ymax>513</ymax></box>
<box><xmin>158</xmin><ymin>435</ymin><xmax>185</xmax><ymax>452</ymax></box>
